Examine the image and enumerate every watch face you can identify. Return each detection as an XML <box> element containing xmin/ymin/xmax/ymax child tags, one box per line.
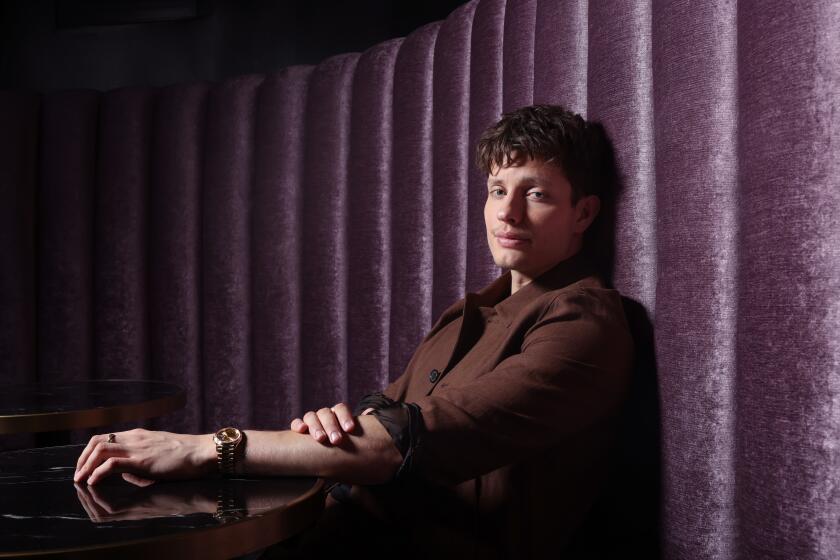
<box><xmin>216</xmin><ymin>427</ymin><xmax>241</xmax><ymax>444</ymax></box>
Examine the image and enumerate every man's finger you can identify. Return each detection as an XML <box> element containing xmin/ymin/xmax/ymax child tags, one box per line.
<box><xmin>122</xmin><ymin>472</ymin><xmax>156</xmax><ymax>487</ymax></box>
<box><xmin>316</xmin><ymin>408</ymin><xmax>342</xmax><ymax>444</ymax></box>
<box><xmin>88</xmin><ymin>456</ymin><xmax>134</xmax><ymax>486</ymax></box>
<box><xmin>290</xmin><ymin>418</ymin><xmax>309</xmax><ymax>433</ymax></box>
<box><xmin>331</xmin><ymin>403</ymin><xmax>355</xmax><ymax>432</ymax></box>
<box><xmin>75</xmin><ymin>442</ymin><xmax>126</xmax><ymax>484</ymax></box>
<box><xmin>76</xmin><ymin>433</ymin><xmax>109</xmax><ymax>473</ymax></box>
<box><xmin>75</xmin><ymin>441</ymin><xmax>110</xmax><ymax>483</ymax></box>
<box><xmin>302</xmin><ymin>411</ymin><xmax>327</xmax><ymax>442</ymax></box>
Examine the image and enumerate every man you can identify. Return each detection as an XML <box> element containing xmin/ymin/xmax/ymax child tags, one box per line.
<box><xmin>74</xmin><ymin>105</ymin><xmax>632</xmax><ymax>558</ymax></box>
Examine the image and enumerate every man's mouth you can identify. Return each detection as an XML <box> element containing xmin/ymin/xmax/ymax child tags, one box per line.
<box><xmin>495</xmin><ymin>232</ymin><xmax>530</xmax><ymax>248</ymax></box>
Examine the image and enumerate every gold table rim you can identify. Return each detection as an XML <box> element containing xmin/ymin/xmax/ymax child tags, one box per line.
<box><xmin>0</xmin><ymin>380</ymin><xmax>186</xmax><ymax>434</ymax></box>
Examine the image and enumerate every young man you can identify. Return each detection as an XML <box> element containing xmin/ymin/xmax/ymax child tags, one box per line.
<box><xmin>74</xmin><ymin>105</ymin><xmax>632</xmax><ymax>558</ymax></box>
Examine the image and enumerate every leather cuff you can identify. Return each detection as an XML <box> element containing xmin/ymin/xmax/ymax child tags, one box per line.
<box><xmin>352</xmin><ymin>392</ymin><xmax>423</xmax><ymax>482</ymax></box>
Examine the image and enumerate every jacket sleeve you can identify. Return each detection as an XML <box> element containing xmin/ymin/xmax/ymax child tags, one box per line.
<box><xmin>353</xmin><ymin>393</ymin><xmax>422</xmax><ymax>481</ymax></box>
<box><xmin>364</xmin><ymin>288</ymin><xmax>634</xmax><ymax>488</ymax></box>
<box><xmin>413</xmin><ymin>289</ymin><xmax>633</xmax><ymax>485</ymax></box>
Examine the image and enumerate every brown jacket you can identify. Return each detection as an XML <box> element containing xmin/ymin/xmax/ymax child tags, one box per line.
<box><xmin>346</xmin><ymin>253</ymin><xmax>634</xmax><ymax>558</ymax></box>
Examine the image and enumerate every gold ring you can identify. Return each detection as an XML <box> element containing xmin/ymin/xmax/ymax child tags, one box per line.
<box><xmin>107</xmin><ymin>433</ymin><xmax>116</xmax><ymax>443</ymax></box>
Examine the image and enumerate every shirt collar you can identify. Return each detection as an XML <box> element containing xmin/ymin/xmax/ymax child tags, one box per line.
<box><xmin>473</xmin><ymin>251</ymin><xmax>596</xmax><ymax>323</ymax></box>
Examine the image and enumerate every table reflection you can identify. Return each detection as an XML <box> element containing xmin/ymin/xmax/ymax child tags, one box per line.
<box><xmin>1</xmin><ymin>445</ymin><xmax>324</xmax><ymax>559</ymax></box>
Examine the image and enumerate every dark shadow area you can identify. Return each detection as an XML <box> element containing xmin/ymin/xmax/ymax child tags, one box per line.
<box><xmin>565</xmin><ymin>297</ymin><xmax>662</xmax><ymax>559</ymax></box>
<box><xmin>0</xmin><ymin>0</ymin><xmax>467</xmax><ymax>93</ymax></box>
<box><xmin>613</xmin><ymin>297</ymin><xmax>662</xmax><ymax>556</ymax></box>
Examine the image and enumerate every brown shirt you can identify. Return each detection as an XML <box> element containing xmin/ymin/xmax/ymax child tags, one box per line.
<box><xmin>340</xmin><ymin>253</ymin><xmax>634</xmax><ymax>559</ymax></box>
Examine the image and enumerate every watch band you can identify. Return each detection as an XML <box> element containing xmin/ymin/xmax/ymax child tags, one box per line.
<box><xmin>213</xmin><ymin>427</ymin><xmax>244</xmax><ymax>477</ymax></box>
<box><xmin>216</xmin><ymin>440</ymin><xmax>236</xmax><ymax>476</ymax></box>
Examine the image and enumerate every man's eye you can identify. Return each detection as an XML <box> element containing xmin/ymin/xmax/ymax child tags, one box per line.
<box><xmin>489</xmin><ymin>188</ymin><xmax>505</xmax><ymax>197</ymax></box>
<box><xmin>527</xmin><ymin>191</ymin><xmax>546</xmax><ymax>200</ymax></box>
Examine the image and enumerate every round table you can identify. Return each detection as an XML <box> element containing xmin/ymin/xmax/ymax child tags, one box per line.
<box><xmin>0</xmin><ymin>445</ymin><xmax>326</xmax><ymax>559</ymax></box>
<box><xmin>0</xmin><ymin>380</ymin><xmax>186</xmax><ymax>434</ymax></box>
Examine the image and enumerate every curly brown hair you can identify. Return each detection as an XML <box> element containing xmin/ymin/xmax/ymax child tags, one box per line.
<box><xmin>475</xmin><ymin>104</ymin><xmax>617</xmax><ymax>205</ymax></box>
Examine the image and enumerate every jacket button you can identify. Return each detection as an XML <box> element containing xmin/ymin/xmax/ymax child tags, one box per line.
<box><xmin>429</xmin><ymin>369</ymin><xmax>440</xmax><ymax>383</ymax></box>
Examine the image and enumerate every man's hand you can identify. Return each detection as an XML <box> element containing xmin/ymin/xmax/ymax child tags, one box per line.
<box><xmin>73</xmin><ymin>429</ymin><xmax>215</xmax><ymax>486</ymax></box>
<box><xmin>290</xmin><ymin>403</ymin><xmax>375</xmax><ymax>445</ymax></box>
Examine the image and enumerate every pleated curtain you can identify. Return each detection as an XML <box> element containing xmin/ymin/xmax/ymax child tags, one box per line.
<box><xmin>1</xmin><ymin>1</ymin><xmax>838</xmax><ymax>558</ymax></box>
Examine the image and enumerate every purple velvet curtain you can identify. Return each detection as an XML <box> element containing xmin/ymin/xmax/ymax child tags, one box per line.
<box><xmin>1</xmin><ymin>0</ymin><xmax>839</xmax><ymax>557</ymax></box>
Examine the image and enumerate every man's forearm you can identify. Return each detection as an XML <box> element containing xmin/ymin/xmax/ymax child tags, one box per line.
<box><xmin>200</xmin><ymin>415</ymin><xmax>403</xmax><ymax>485</ymax></box>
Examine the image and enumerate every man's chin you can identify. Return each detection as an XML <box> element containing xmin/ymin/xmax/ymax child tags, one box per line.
<box><xmin>491</xmin><ymin>256</ymin><xmax>523</xmax><ymax>271</ymax></box>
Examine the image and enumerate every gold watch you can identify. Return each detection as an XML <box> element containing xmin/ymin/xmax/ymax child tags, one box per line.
<box><xmin>213</xmin><ymin>427</ymin><xmax>244</xmax><ymax>476</ymax></box>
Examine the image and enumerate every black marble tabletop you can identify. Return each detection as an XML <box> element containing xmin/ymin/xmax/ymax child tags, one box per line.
<box><xmin>0</xmin><ymin>380</ymin><xmax>186</xmax><ymax>434</ymax></box>
<box><xmin>0</xmin><ymin>445</ymin><xmax>325</xmax><ymax>559</ymax></box>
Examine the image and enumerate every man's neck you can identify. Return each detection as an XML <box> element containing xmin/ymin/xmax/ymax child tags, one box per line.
<box><xmin>510</xmin><ymin>271</ymin><xmax>531</xmax><ymax>295</ymax></box>
<box><xmin>509</xmin><ymin>249</ymin><xmax>585</xmax><ymax>295</ymax></box>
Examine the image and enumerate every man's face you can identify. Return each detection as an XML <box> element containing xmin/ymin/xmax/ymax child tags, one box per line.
<box><xmin>484</xmin><ymin>157</ymin><xmax>596</xmax><ymax>282</ymax></box>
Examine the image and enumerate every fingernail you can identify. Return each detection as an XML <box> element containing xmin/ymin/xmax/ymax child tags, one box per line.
<box><xmin>329</xmin><ymin>431</ymin><xmax>339</xmax><ymax>443</ymax></box>
<box><xmin>343</xmin><ymin>422</ymin><xmax>353</xmax><ymax>430</ymax></box>
<box><xmin>316</xmin><ymin>430</ymin><xmax>325</xmax><ymax>440</ymax></box>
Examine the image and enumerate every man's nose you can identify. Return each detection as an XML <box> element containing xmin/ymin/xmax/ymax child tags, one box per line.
<box><xmin>497</xmin><ymin>195</ymin><xmax>522</xmax><ymax>223</ymax></box>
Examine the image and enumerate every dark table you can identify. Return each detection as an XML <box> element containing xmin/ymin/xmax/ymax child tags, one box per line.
<box><xmin>0</xmin><ymin>380</ymin><xmax>186</xmax><ymax>435</ymax></box>
<box><xmin>0</xmin><ymin>445</ymin><xmax>326</xmax><ymax>559</ymax></box>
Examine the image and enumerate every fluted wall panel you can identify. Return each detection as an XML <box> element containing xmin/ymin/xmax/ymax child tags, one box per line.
<box><xmin>37</xmin><ymin>92</ymin><xmax>99</xmax><ymax>384</ymax></box>
<box><xmin>501</xmin><ymin>0</ymin><xmax>536</xmax><ymax>112</ymax></box>
<box><xmin>0</xmin><ymin>93</ymin><xmax>38</xmax><ymax>385</ymax></box>
<box><xmin>95</xmin><ymin>88</ymin><xmax>154</xmax><ymax>381</ymax></box>
<box><xmin>533</xmin><ymin>0</ymin><xmax>588</xmax><ymax>112</ymax></box>
<box><xmin>735</xmin><ymin>2</ymin><xmax>840</xmax><ymax>558</ymax></box>
<box><xmin>201</xmin><ymin>75</ymin><xmax>263</xmax><ymax>428</ymax></box>
<box><xmin>251</xmin><ymin>67</ymin><xmax>312</xmax><ymax>429</ymax></box>
<box><xmin>299</xmin><ymin>54</ymin><xmax>359</xmax><ymax>413</ymax></box>
<box><xmin>389</xmin><ymin>23</ymin><xmax>439</xmax><ymax>382</ymax></box>
<box><xmin>465</xmin><ymin>0</ymin><xmax>505</xmax><ymax>292</ymax></box>
<box><xmin>588</xmin><ymin>1</ymin><xmax>657</xmax><ymax>311</ymax></box>
<box><xmin>346</xmin><ymin>40</ymin><xmax>401</xmax><ymax>404</ymax></box>
<box><xmin>148</xmin><ymin>83</ymin><xmax>208</xmax><ymax>433</ymax></box>
<box><xmin>430</xmin><ymin>2</ymin><xmax>475</xmax><ymax>319</ymax></box>
<box><xmin>651</xmin><ymin>2</ymin><xmax>739</xmax><ymax>558</ymax></box>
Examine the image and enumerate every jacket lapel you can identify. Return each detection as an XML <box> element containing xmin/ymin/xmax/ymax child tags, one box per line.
<box><xmin>441</xmin><ymin>293</ymin><xmax>483</xmax><ymax>374</ymax></box>
<box><xmin>440</xmin><ymin>272</ymin><xmax>511</xmax><ymax>374</ymax></box>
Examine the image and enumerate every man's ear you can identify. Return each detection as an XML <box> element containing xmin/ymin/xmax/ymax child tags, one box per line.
<box><xmin>574</xmin><ymin>195</ymin><xmax>601</xmax><ymax>234</ymax></box>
